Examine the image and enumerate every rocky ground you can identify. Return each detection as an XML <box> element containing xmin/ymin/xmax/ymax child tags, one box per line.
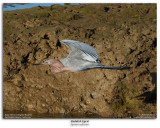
<box><xmin>3</xmin><ymin>4</ymin><xmax>157</xmax><ymax>118</ymax></box>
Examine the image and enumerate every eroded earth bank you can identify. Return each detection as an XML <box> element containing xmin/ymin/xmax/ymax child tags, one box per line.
<box><xmin>3</xmin><ymin>4</ymin><xmax>157</xmax><ymax>118</ymax></box>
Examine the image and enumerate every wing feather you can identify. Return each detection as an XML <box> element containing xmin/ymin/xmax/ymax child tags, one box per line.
<box><xmin>61</xmin><ymin>40</ymin><xmax>98</xmax><ymax>61</ymax></box>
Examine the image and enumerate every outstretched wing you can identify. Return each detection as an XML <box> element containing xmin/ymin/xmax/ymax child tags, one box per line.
<box><xmin>61</xmin><ymin>40</ymin><xmax>98</xmax><ymax>62</ymax></box>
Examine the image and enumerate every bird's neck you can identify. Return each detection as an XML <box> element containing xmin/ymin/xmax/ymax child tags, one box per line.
<box><xmin>59</xmin><ymin>58</ymin><xmax>67</xmax><ymax>66</ymax></box>
<box><xmin>51</xmin><ymin>60</ymin><xmax>74</xmax><ymax>73</ymax></box>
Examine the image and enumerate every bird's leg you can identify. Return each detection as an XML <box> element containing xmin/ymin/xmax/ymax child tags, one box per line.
<box><xmin>102</xmin><ymin>64</ymin><xmax>131</xmax><ymax>70</ymax></box>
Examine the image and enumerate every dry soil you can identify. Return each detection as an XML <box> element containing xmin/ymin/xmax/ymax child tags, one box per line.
<box><xmin>3</xmin><ymin>4</ymin><xmax>157</xmax><ymax>118</ymax></box>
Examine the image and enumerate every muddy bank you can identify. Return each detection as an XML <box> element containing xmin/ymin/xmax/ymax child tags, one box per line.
<box><xmin>3</xmin><ymin>4</ymin><xmax>157</xmax><ymax>118</ymax></box>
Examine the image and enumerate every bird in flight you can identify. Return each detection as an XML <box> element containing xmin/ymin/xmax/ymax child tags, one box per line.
<box><xmin>33</xmin><ymin>40</ymin><xmax>129</xmax><ymax>73</ymax></box>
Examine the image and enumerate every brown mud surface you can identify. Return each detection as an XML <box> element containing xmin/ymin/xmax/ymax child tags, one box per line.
<box><xmin>3</xmin><ymin>4</ymin><xmax>157</xmax><ymax>118</ymax></box>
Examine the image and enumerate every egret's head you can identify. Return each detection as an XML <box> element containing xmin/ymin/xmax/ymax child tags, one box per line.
<box><xmin>33</xmin><ymin>59</ymin><xmax>55</xmax><ymax>65</ymax></box>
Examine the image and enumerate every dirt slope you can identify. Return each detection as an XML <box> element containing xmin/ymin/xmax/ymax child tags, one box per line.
<box><xmin>3</xmin><ymin>4</ymin><xmax>157</xmax><ymax>118</ymax></box>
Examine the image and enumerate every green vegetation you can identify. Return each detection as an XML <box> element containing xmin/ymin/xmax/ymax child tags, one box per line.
<box><xmin>112</xmin><ymin>81</ymin><xmax>138</xmax><ymax>111</ymax></box>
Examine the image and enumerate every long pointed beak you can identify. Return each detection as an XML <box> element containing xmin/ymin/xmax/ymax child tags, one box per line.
<box><xmin>33</xmin><ymin>62</ymin><xmax>44</xmax><ymax>65</ymax></box>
